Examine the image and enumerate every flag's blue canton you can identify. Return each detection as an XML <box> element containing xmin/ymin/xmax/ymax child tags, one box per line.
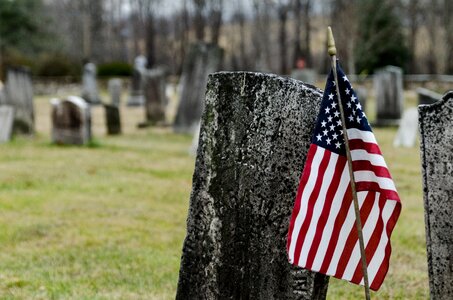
<box><xmin>312</xmin><ymin>62</ymin><xmax>371</xmax><ymax>156</ymax></box>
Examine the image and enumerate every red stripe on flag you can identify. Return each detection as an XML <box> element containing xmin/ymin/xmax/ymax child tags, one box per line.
<box><xmin>293</xmin><ymin>149</ymin><xmax>332</xmax><ymax>265</ymax></box>
<box><xmin>287</xmin><ymin>144</ymin><xmax>317</xmax><ymax>253</ymax></box>
<box><xmin>355</xmin><ymin>182</ymin><xmax>400</xmax><ymax>201</ymax></box>
<box><xmin>370</xmin><ymin>201</ymin><xmax>402</xmax><ymax>291</ymax></box>
<box><xmin>352</xmin><ymin>160</ymin><xmax>391</xmax><ymax>179</ymax></box>
<box><xmin>318</xmin><ymin>185</ymin><xmax>353</xmax><ymax>274</ymax></box>
<box><xmin>349</xmin><ymin>139</ymin><xmax>382</xmax><ymax>155</ymax></box>
<box><xmin>334</xmin><ymin>191</ymin><xmax>376</xmax><ymax>279</ymax></box>
<box><xmin>350</xmin><ymin>193</ymin><xmax>385</xmax><ymax>285</ymax></box>
<box><xmin>305</xmin><ymin>156</ymin><xmax>347</xmax><ymax>270</ymax></box>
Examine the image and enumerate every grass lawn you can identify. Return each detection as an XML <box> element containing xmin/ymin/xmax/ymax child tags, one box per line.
<box><xmin>0</xmin><ymin>92</ymin><xmax>428</xmax><ymax>299</ymax></box>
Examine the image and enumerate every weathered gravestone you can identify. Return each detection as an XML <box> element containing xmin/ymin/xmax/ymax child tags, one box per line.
<box><xmin>104</xmin><ymin>79</ymin><xmax>122</xmax><ymax>135</ymax></box>
<box><xmin>142</xmin><ymin>68</ymin><xmax>166</xmax><ymax>125</ymax></box>
<box><xmin>127</xmin><ymin>55</ymin><xmax>147</xmax><ymax>106</ymax></box>
<box><xmin>108</xmin><ymin>78</ymin><xmax>122</xmax><ymax>107</ymax></box>
<box><xmin>51</xmin><ymin>96</ymin><xmax>91</xmax><ymax>145</ymax></box>
<box><xmin>173</xmin><ymin>42</ymin><xmax>223</xmax><ymax>134</ymax></box>
<box><xmin>81</xmin><ymin>63</ymin><xmax>101</xmax><ymax>105</ymax></box>
<box><xmin>417</xmin><ymin>87</ymin><xmax>441</xmax><ymax>106</ymax></box>
<box><xmin>290</xmin><ymin>68</ymin><xmax>318</xmax><ymax>85</ymax></box>
<box><xmin>419</xmin><ymin>91</ymin><xmax>453</xmax><ymax>300</ymax></box>
<box><xmin>3</xmin><ymin>67</ymin><xmax>34</xmax><ymax>134</ymax></box>
<box><xmin>0</xmin><ymin>106</ymin><xmax>14</xmax><ymax>143</ymax></box>
<box><xmin>104</xmin><ymin>104</ymin><xmax>121</xmax><ymax>135</ymax></box>
<box><xmin>177</xmin><ymin>72</ymin><xmax>329</xmax><ymax>299</ymax></box>
<box><xmin>393</xmin><ymin>107</ymin><xmax>418</xmax><ymax>147</ymax></box>
<box><xmin>374</xmin><ymin>66</ymin><xmax>404</xmax><ymax>126</ymax></box>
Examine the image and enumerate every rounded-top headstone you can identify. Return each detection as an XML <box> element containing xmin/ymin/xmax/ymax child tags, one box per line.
<box><xmin>177</xmin><ymin>72</ymin><xmax>329</xmax><ymax>299</ymax></box>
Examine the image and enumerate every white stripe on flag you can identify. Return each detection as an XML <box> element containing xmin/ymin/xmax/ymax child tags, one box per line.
<box><xmin>298</xmin><ymin>152</ymin><xmax>339</xmax><ymax>266</ymax></box>
<box><xmin>343</xmin><ymin>192</ymin><xmax>380</xmax><ymax>281</ymax></box>
<box><xmin>354</xmin><ymin>171</ymin><xmax>397</xmax><ymax>191</ymax></box>
<box><xmin>311</xmin><ymin>163</ymin><xmax>350</xmax><ymax>272</ymax></box>
<box><xmin>347</xmin><ymin>128</ymin><xmax>377</xmax><ymax>144</ymax></box>
<box><xmin>327</xmin><ymin>191</ymin><xmax>367</xmax><ymax>275</ymax></box>
<box><xmin>366</xmin><ymin>200</ymin><xmax>397</xmax><ymax>286</ymax></box>
<box><xmin>351</xmin><ymin>150</ymin><xmax>388</xmax><ymax>167</ymax></box>
<box><xmin>288</xmin><ymin>147</ymin><xmax>325</xmax><ymax>262</ymax></box>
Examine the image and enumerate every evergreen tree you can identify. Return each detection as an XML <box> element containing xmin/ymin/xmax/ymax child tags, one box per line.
<box><xmin>355</xmin><ymin>0</ymin><xmax>409</xmax><ymax>74</ymax></box>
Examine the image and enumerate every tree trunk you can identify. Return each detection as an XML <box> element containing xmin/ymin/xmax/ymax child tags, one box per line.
<box><xmin>278</xmin><ymin>5</ymin><xmax>288</xmax><ymax>74</ymax></box>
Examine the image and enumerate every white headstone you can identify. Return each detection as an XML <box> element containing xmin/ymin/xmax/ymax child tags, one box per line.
<box><xmin>81</xmin><ymin>63</ymin><xmax>101</xmax><ymax>104</ymax></box>
<box><xmin>0</xmin><ymin>105</ymin><xmax>14</xmax><ymax>143</ymax></box>
<box><xmin>393</xmin><ymin>107</ymin><xmax>418</xmax><ymax>147</ymax></box>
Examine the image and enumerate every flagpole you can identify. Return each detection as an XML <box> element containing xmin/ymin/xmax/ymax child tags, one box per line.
<box><xmin>327</xmin><ymin>26</ymin><xmax>371</xmax><ymax>300</ymax></box>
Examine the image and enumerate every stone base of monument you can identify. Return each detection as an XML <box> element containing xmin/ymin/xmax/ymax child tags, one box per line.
<box><xmin>51</xmin><ymin>96</ymin><xmax>91</xmax><ymax>145</ymax></box>
<box><xmin>177</xmin><ymin>72</ymin><xmax>329</xmax><ymax>299</ymax></box>
<box><xmin>126</xmin><ymin>94</ymin><xmax>144</xmax><ymax>106</ymax></box>
<box><xmin>290</xmin><ymin>68</ymin><xmax>318</xmax><ymax>85</ymax></box>
<box><xmin>416</xmin><ymin>87</ymin><xmax>441</xmax><ymax>106</ymax></box>
<box><xmin>104</xmin><ymin>104</ymin><xmax>121</xmax><ymax>135</ymax></box>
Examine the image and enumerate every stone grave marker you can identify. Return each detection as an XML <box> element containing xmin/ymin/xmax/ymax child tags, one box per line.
<box><xmin>3</xmin><ymin>67</ymin><xmax>34</xmax><ymax>134</ymax></box>
<box><xmin>373</xmin><ymin>66</ymin><xmax>404</xmax><ymax>126</ymax></box>
<box><xmin>393</xmin><ymin>107</ymin><xmax>418</xmax><ymax>147</ymax></box>
<box><xmin>173</xmin><ymin>42</ymin><xmax>223</xmax><ymax>134</ymax></box>
<box><xmin>417</xmin><ymin>87</ymin><xmax>441</xmax><ymax>106</ymax></box>
<box><xmin>81</xmin><ymin>62</ymin><xmax>101</xmax><ymax>105</ymax></box>
<box><xmin>127</xmin><ymin>55</ymin><xmax>147</xmax><ymax>106</ymax></box>
<box><xmin>177</xmin><ymin>72</ymin><xmax>329</xmax><ymax>299</ymax></box>
<box><xmin>419</xmin><ymin>91</ymin><xmax>453</xmax><ymax>299</ymax></box>
<box><xmin>51</xmin><ymin>96</ymin><xmax>91</xmax><ymax>145</ymax></box>
<box><xmin>142</xmin><ymin>68</ymin><xmax>166</xmax><ymax>125</ymax></box>
<box><xmin>104</xmin><ymin>104</ymin><xmax>121</xmax><ymax>135</ymax></box>
<box><xmin>108</xmin><ymin>78</ymin><xmax>122</xmax><ymax>106</ymax></box>
<box><xmin>0</xmin><ymin>106</ymin><xmax>14</xmax><ymax>143</ymax></box>
<box><xmin>290</xmin><ymin>68</ymin><xmax>318</xmax><ymax>85</ymax></box>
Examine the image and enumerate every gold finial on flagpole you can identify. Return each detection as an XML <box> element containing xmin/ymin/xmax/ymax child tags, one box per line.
<box><xmin>327</xmin><ymin>26</ymin><xmax>337</xmax><ymax>56</ymax></box>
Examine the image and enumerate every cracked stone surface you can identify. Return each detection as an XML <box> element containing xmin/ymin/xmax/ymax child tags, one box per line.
<box><xmin>419</xmin><ymin>91</ymin><xmax>453</xmax><ymax>300</ymax></box>
<box><xmin>177</xmin><ymin>72</ymin><xmax>329</xmax><ymax>299</ymax></box>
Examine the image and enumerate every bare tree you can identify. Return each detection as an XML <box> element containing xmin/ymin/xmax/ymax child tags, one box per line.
<box><xmin>443</xmin><ymin>0</ymin><xmax>453</xmax><ymax>73</ymax></box>
<box><xmin>277</xmin><ymin>0</ymin><xmax>291</xmax><ymax>74</ymax></box>
<box><xmin>132</xmin><ymin>0</ymin><xmax>160</xmax><ymax>68</ymax></box>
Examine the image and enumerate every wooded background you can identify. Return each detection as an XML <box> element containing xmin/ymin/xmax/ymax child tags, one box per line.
<box><xmin>0</xmin><ymin>0</ymin><xmax>450</xmax><ymax>77</ymax></box>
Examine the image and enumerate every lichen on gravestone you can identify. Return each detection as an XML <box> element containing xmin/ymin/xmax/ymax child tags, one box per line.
<box><xmin>177</xmin><ymin>72</ymin><xmax>329</xmax><ymax>299</ymax></box>
<box><xmin>419</xmin><ymin>91</ymin><xmax>453</xmax><ymax>300</ymax></box>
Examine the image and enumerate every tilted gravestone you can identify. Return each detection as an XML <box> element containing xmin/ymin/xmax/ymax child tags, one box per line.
<box><xmin>108</xmin><ymin>78</ymin><xmax>122</xmax><ymax>107</ymax></box>
<box><xmin>419</xmin><ymin>91</ymin><xmax>453</xmax><ymax>299</ymax></box>
<box><xmin>177</xmin><ymin>72</ymin><xmax>329</xmax><ymax>299</ymax></box>
<box><xmin>373</xmin><ymin>66</ymin><xmax>404</xmax><ymax>126</ymax></box>
<box><xmin>393</xmin><ymin>107</ymin><xmax>418</xmax><ymax>147</ymax></box>
<box><xmin>51</xmin><ymin>96</ymin><xmax>91</xmax><ymax>145</ymax></box>
<box><xmin>417</xmin><ymin>87</ymin><xmax>441</xmax><ymax>106</ymax></box>
<box><xmin>81</xmin><ymin>63</ymin><xmax>101</xmax><ymax>105</ymax></box>
<box><xmin>127</xmin><ymin>55</ymin><xmax>147</xmax><ymax>106</ymax></box>
<box><xmin>3</xmin><ymin>67</ymin><xmax>34</xmax><ymax>134</ymax></box>
<box><xmin>142</xmin><ymin>68</ymin><xmax>166</xmax><ymax>125</ymax></box>
<box><xmin>0</xmin><ymin>106</ymin><xmax>14</xmax><ymax>143</ymax></box>
<box><xmin>173</xmin><ymin>42</ymin><xmax>223</xmax><ymax>134</ymax></box>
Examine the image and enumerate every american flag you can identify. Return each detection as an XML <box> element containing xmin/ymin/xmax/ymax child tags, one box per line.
<box><xmin>287</xmin><ymin>62</ymin><xmax>401</xmax><ymax>291</ymax></box>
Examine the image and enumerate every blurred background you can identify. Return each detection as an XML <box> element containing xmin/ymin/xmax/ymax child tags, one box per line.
<box><xmin>0</xmin><ymin>0</ymin><xmax>450</xmax><ymax>78</ymax></box>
